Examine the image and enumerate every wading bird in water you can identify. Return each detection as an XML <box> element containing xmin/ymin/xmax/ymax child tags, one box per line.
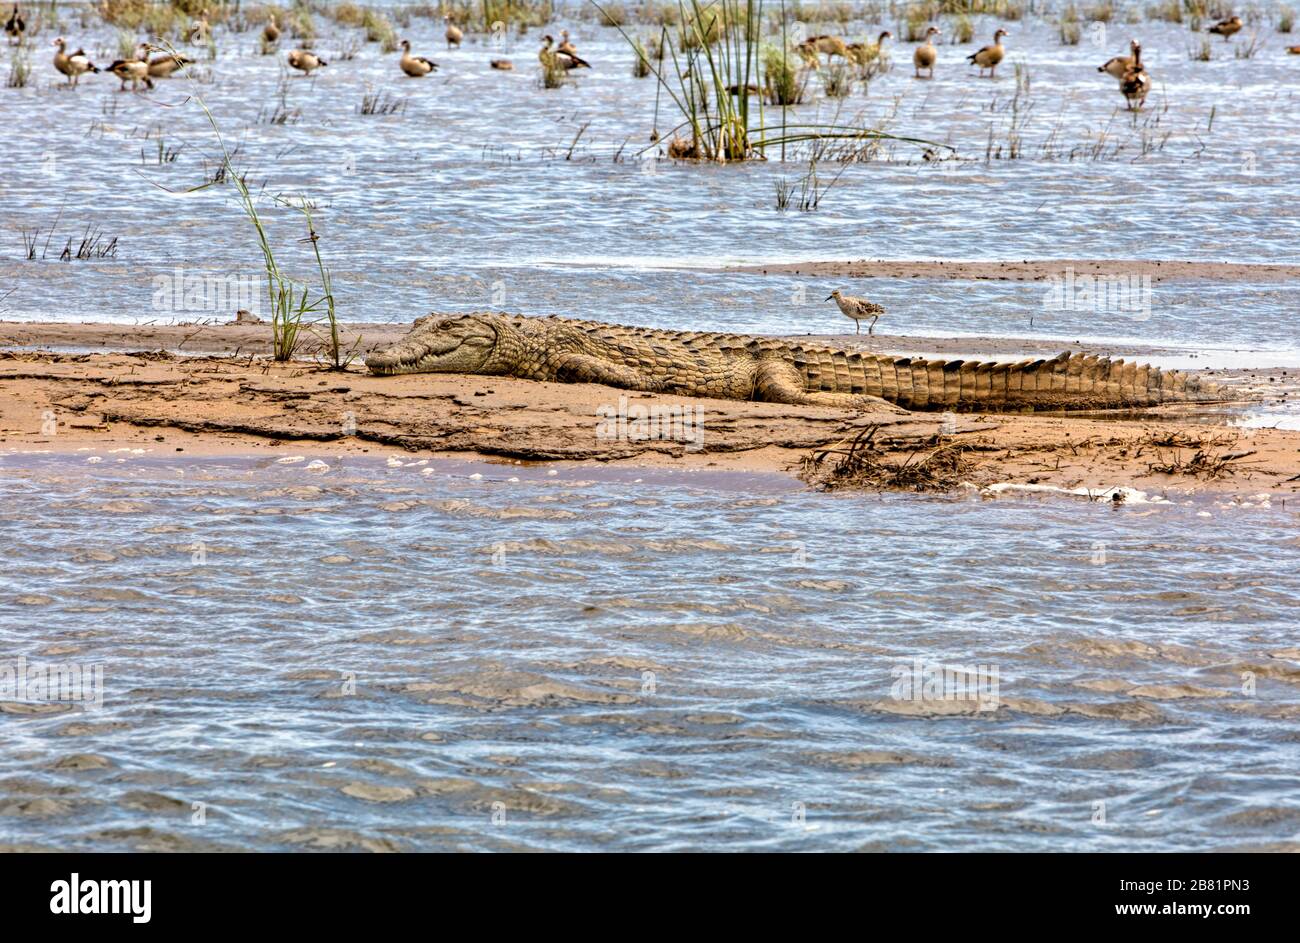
<box><xmin>826</xmin><ymin>290</ymin><xmax>885</xmax><ymax>335</ymax></box>
<box><xmin>52</xmin><ymin>37</ymin><xmax>98</xmax><ymax>86</ymax></box>
<box><xmin>967</xmin><ymin>27</ymin><xmax>1008</xmax><ymax>78</ymax></box>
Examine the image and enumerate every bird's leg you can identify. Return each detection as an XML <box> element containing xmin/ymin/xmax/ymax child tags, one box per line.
<box><xmin>869</xmin><ymin>314</ymin><xmax>878</xmax><ymax>335</ymax></box>
<box><xmin>855</xmin><ymin>320</ymin><xmax>860</xmax><ymax>335</ymax></box>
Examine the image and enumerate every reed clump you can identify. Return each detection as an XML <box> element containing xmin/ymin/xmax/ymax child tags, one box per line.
<box><xmin>1058</xmin><ymin>3</ymin><xmax>1081</xmax><ymax>44</ymax></box>
<box><xmin>597</xmin><ymin>0</ymin><xmax>935</xmax><ymax>162</ymax></box>
<box><xmin>948</xmin><ymin>12</ymin><xmax>974</xmax><ymax>43</ymax></box>
<box><xmin>761</xmin><ymin>42</ymin><xmax>803</xmax><ymax>104</ymax></box>
<box><xmin>362</xmin><ymin>9</ymin><xmax>399</xmax><ymax>51</ymax></box>
<box><xmin>7</xmin><ymin>48</ymin><xmax>31</xmax><ymax>88</ymax></box>
<box><xmin>902</xmin><ymin>6</ymin><xmax>928</xmax><ymax>41</ymax></box>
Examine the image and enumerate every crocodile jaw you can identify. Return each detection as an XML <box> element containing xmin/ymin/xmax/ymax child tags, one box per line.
<box><xmin>366</xmin><ymin>317</ymin><xmax>496</xmax><ymax>376</ymax></box>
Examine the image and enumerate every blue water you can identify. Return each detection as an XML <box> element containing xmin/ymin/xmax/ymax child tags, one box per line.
<box><xmin>1</xmin><ymin>453</ymin><xmax>1297</xmax><ymax>851</ymax></box>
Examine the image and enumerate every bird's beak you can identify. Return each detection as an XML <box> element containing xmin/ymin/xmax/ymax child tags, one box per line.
<box><xmin>824</xmin><ymin>294</ymin><xmax>834</xmax><ymax>301</ymax></box>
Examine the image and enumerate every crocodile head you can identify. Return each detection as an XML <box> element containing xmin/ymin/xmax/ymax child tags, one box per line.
<box><xmin>366</xmin><ymin>314</ymin><xmax>501</xmax><ymax>376</ymax></box>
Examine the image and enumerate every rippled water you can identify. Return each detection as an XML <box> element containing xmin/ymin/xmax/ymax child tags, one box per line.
<box><xmin>3</xmin><ymin>5</ymin><xmax>1299</xmax><ymax>852</ymax></box>
<box><xmin>2</xmin><ymin>8</ymin><xmax>1299</xmax><ymax>352</ymax></box>
<box><xmin>2</xmin><ymin>453</ymin><xmax>1298</xmax><ymax>851</ymax></box>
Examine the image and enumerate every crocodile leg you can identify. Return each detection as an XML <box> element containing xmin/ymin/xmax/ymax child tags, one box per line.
<box><xmin>754</xmin><ymin>360</ymin><xmax>908</xmax><ymax>413</ymax></box>
<box><xmin>553</xmin><ymin>353</ymin><xmax>665</xmax><ymax>392</ymax></box>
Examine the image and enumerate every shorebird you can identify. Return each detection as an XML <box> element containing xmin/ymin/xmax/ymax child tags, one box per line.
<box><xmin>1119</xmin><ymin>42</ymin><xmax>1150</xmax><ymax>111</ymax></box>
<box><xmin>262</xmin><ymin>15</ymin><xmax>280</xmax><ymax>47</ymax></box>
<box><xmin>1098</xmin><ymin>39</ymin><xmax>1138</xmax><ymax>79</ymax></box>
<box><xmin>53</xmin><ymin>37</ymin><xmax>98</xmax><ymax>85</ymax></box>
<box><xmin>1206</xmin><ymin>16</ymin><xmax>1242</xmax><ymax>41</ymax></box>
<box><xmin>399</xmin><ymin>39</ymin><xmax>437</xmax><ymax>77</ymax></box>
<box><xmin>287</xmin><ymin>49</ymin><xmax>327</xmax><ymax>76</ymax></box>
<box><xmin>967</xmin><ymin>27</ymin><xmax>1008</xmax><ymax>78</ymax></box>
<box><xmin>444</xmin><ymin>15</ymin><xmax>462</xmax><ymax>49</ymax></box>
<box><xmin>826</xmin><ymin>290</ymin><xmax>885</xmax><ymax>335</ymax></box>
<box><xmin>913</xmin><ymin>26</ymin><xmax>940</xmax><ymax>78</ymax></box>
<box><xmin>107</xmin><ymin>46</ymin><xmax>152</xmax><ymax>91</ymax></box>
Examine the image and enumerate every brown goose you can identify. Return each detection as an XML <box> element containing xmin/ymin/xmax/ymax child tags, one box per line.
<box><xmin>798</xmin><ymin>34</ymin><xmax>849</xmax><ymax>64</ymax></box>
<box><xmin>287</xmin><ymin>49</ymin><xmax>327</xmax><ymax>76</ymax></box>
<box><xmin>1119</xmin><ymin>42</ymin><xmax>1150</xmax><ymax>111</ymax></box>
<box><xmin>913</xmin><ymin>26</ymin><xmax>940</xmax><ymax>78</ymax></box>
<box><xmin>540</xmin><ymin>34</ymin><xmax>589</xmax><ymax>69</ymax></box>
<box><xmin>53</xmin><ymin>37</ymin><xmax>98</xmax><ymax>86</ymax></box>
<box><xmin>967</xmin><ymin>27</ymin><xmax>1008</xmax><ymax>78</ymax></box>
<box><xmin>1206</xmin><ymin>16</ymin><xmax>1243</xmax><ymax>41</ymax></box>
<box><xmin>399</xmin><ymin>39</ymin><xmax>437</xmax><ymax>77</ymax></box>
<box><xmin>4</xmin><ymin>4</ymin><xmax>23</xmax><ymax>45</ymax></box>
<box><xmin>848</xmin><ymin>30</ymin><xmax>892</xmax><ymax>67</ymax></box>
<box><xmin>444</xmin><ymin>15</ymin><xmax>462</xmax><ymax>48</ymax></box>
<box><xmin>262</xmin><ymin>16</ymin><xmax>280</xmax><ymax>46</ymax></box>
<box><xmin>107</xmin><ymin>45</ymin><xmax>152</xmax><ymax>91</ymax></box>
<box><xmin>148</xmin><ymin>50</ymin><xmax>193</xmax><ymax>78</ymax></box>
<box><xmin>1098</xmin><ymin>39</ymin><xmax>1138</xmax><ymax>80</ymax></box>
<box><xmin>558</xmin><ymin>29</ymin><xmax>580</xmax><ymax>58</ymax></box>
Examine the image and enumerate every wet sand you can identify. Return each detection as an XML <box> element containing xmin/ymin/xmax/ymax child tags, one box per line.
<box><xmin>724</xmin><ymin>259</ymin><xmax>1300</xmax><ymax>283</ymax></box>
<box><xmin>3</xmin><ymin>323</ymin><xmax>1298</xmax><ymax>499</ymax></box>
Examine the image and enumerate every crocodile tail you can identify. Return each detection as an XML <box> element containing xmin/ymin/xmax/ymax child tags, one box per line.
<box><xmin>950</xmin><ymin>352</ymin><xmax>1221</xmax><ymax>410</ymax></box>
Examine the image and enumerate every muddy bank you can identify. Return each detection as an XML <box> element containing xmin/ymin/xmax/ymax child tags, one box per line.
<box><xmin>2</xmin><ymin>346</ymin><xmax>1298</xmax><ymax>500</ymax></box>
<box><xmin>724</xmin><ymin>259</ymin><xmax>1300</xmax><ymax>283</ymax></box>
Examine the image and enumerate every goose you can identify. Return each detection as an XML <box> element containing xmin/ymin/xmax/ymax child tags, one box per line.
<box><xmin>107</xmin><ymin>45</ymin><xmax>152</xmax><ymax>91</ymax></box>
<box><xmin>186</xmin><ymin>9</ymin><xmax>210</xmax><ymax>45</ymax></box>
<box><xmin>1288</xmin><ymin>45</ymin><xmax>1300</xmax><ymax>54</ymax></box>
<box><xmin>558</xmin><ymin>29</ymin><xmax>580</xmax><ymax>58</ymax></box>
<box><xmin>52</xmin><ymin>37</ymin><xmax>98</xmax><ymax>86</ymax></box>
<box><xmin>4</xmin><ymin>3</ymin><xmax>22</xmax><ymax>45</ymax></box>
<box><xmin>1119</xmin><ymin>42</ymin><xmax>1150</xmax><ymax>110</ymax></box>
<box><xmin>148</xmin><ymin>50</ymin><xmax>192</xmax><ymax>78</ymax></box>
<box><xmin>913</xmin><ymin>26</ymin><xmax>940</xmax><ymax>78</ymax></box>
<box><xmin>287</xmin><ymin>49</ymin><xmax>327</xmax><ymax>76</ymax></box>
<box><xmin>444</xmin><ymin>15</ymin><xmax>462</xmax><ymax>49</ymax></box>
<box><xmin>262</xmin><ymin>15</ymin><xmax>280</xmax><ymax>46</ymax></box>
<box><xmin>1206</xmin><ymin>16</ymin><xmax>1242</xmax><ymax>40</ymax></box>
<box><xmin>1098</xmin><ymin>39</ymin><xmax>1138</xmax><ymax>80</ymax></box>
<box><xmin>490</xmin><ymin>58</ymin><xmax>513</xmax><ymax>70</ymax></box>
<box><xmin>967</xmin><ymin>27</ymin><xmax>1008</xmax><ymax>78</ymax></box>
<box><xmin>798</xmin><ymin>34</ymin><xmax>849</xmax><ymax>64</ymax></box>
<box><xmin>540</xmin><ymin>34</ymin><xmax>589</xmax><ymax>69</ymax></box>
<box><xmin>847</xmin><ymin>30</ymin><xmax>892</xmax><ymax>67</ymax></box>
<box><xmin>399</xmin><ymin>39</ymin><xmax>437</xmax><ymax>77</ymax></box>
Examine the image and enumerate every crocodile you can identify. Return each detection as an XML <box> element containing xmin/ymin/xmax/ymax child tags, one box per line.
<box><xmin>365</xmin><ymin>312</ymin><xmax>1221</xmax><ymax>412</ymax></box>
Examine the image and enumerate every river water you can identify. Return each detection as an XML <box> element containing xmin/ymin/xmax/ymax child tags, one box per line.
<box><xmin>1</xmin><ymin>452</ymin><xmax>1298</xmax><ymax>851</ymax></box>
<box><xmin>1</xmin><ymin>8</ymin><xmax>1298</xmax><ymax>353</ymax></box>
<box><xmin>2</xmin><ymin>4</ymin><xmax>1299</xmax><ymax>852</ymax></box>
